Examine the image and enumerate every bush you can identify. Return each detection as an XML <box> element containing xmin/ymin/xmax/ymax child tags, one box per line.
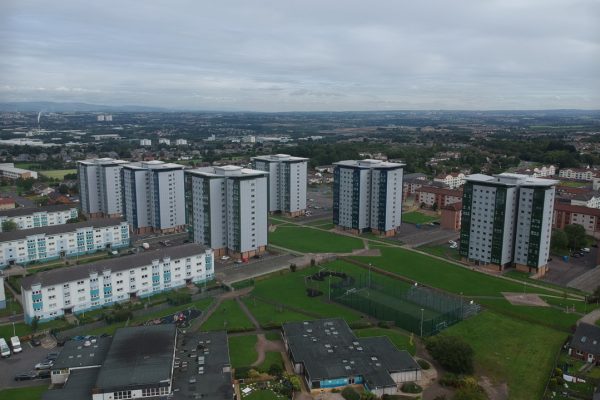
<box><xmin>426</xmin><ymin>335</ymin><xmax>474</xmax><ymax>374</ymax></box>
<box><xmin>268</xmin><ymin>363</ymin><xmax>283</xmax><ymax>377</ymax></box>
<box><xmin>439</xmin><ymin>373</ymin><xmax>461</xmax><ymax>388</ymax></box>
<box><xmin>348</xmin><ymin>320</ymin><xmax>373</xmax><ymax>329</ymax></box>
<box><xmin>104</xmin><ymin>309</ymin><xmax>132</xmax><ymax>324</ymax></box>
<box><xmin>401</xmin><ymin>382</ymin><xmax>422</xmax><ymax>393</ymax></box>
<box><xmin>341</xmin><ymin>387</ymin><xmax>360</xmax><ymax>400</ymax></box>
<box><xmin>377</xmin><ymin>320</ymin><xmax>393</xmax><ymax>328</ymax></box>
<box><xmin>453</xmin><ymin>386</ymin><xmax>488</xmax><ymax>400</ymax></box>
<box><xmin>417</xmin><ymin>359</ymin><xmax>431</xmax><ymax>370</ymax></box>
<box><xmin>235</xmin><ymin>366</ymin><xmax>251</xmax><ymax>379</ymax></box>
<box><xmin>290</xmin><ymin>263</ymin><xmax>297</xmax><ymax>272</ymax></box>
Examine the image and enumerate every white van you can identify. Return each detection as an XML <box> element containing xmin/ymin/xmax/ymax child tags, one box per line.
<box><xmin>0</xmin><ymin>338</ymin><xmax>10</xmax><ymax>357</ymax></box>
<box><xmin>10</xmin><ymin>336</ymin><xmax>22</xmax><ymax>353</ymax></box>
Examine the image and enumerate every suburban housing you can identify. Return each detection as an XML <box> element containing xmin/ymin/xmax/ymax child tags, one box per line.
<box><xmin>21</xmin><ymin>243</ymin><xmax>213</xmax><ymax>323</ymax></box>
<box><xmin>333</xmin><ymin>159</ymin><xmax>404</xmax><ymax>236</ymax></box>
<box><xmin>568</xmin><ymin>323</ymin><xmax>600</xmax><ymax>365</ymax></box>
<box><xmin>282</xmin><ymin>318</ymin><xmax>421</xmax><ymax>396</ymax></box>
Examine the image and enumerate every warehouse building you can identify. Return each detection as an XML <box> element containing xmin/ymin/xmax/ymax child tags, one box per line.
<box><xmin>122</xmin><ymin>160</ymin><xmax>186</xmax><ymax>234</ymax></box>
<box><xmin>333</xmin><ymin>159</ymin><xmax>404</xmax><ymax>236</ymax></box>
<box><xmin>49</xmin><ymin>336</ymin><xmax>112</xmax><ymax>385</ymax></box>
<box><xmin>0</xmin><ymin>204</ymin><xmax>78</xmax><ymax>232</ymax></box>
<box><xmin>252</xmin><ymin>154</ymin><xmax>308</xmax><ymax>217</ymax></box>
<box><xmin>0</xmin><ymin>219</ymin><xmax>129</xmax><ymax>269</ymax></box>
<box><xmin>282</xmin><ymin>319</ymin><xmax>421</xmax><ymax>396</ymax></box>
<box><xmin>21</xmin><ymin>243</ymin><xmax>213</xmax><ymax>323</ymax></box>
<box><xmin>186</xmin><ymin>165</ymin><xmax>268</xmax><ymax>259</ymax></box>
<box><xmin>78</xmin><ymin>158</ymin><xmax>129</xmax><ymax>218</ymax></box>
<box><xmin>460</xmin><ymin>173</ymin><xmax>558</xmax><ymax>275</ymax></box>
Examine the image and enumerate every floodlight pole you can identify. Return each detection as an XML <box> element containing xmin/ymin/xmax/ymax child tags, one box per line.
<box><xmin>420</xmin><ymin>309</ymin><xmax>424</xmax><ymax>337</ymax></box>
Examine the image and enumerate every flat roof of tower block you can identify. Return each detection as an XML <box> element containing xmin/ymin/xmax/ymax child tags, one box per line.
<box><xmin>0</xmin><ymin>218</ymin><xmax>125</xmax><ymax>243</ymax></box>
<box><xmin>123</xmin><ymin>160</ymin><xmax>185</xmax><ymax>170</ymax></box>
<box><xmin>252</xmin><ymin>154</ymin><xmax>309</xmax><ymax>162</ymax></box>
<box><xmin>94</xmin><ymin>325</ymin><xmax>177</xmax><ymax>393</ymax></box>
<box><xmin>78</xmin><ymin>157</ymin><xmax>129</xmax><ymax>166</ymax></box>
<box><xmin>0</xmin><ymin>204</ymin><xmax>77</xmax><ymax>218</ymax></box>
<box><xmin>21</xmin><ymin>243</ymin><xmax>208</xmax><ymax>290</ymax></box>
<box><xmin>466</xmin><ymin>173</ymin><xmax>559</xmax><ymax>187</ymax></box>
<box><xmin>282</xmin><ymin>318</ymin><xmax>419</xmax><ymax>390</ymax></box>
<box><xmin>186</xmin><ymin>166</ymin><xmax>268</xmax><ymax>178</ymax></box>
<box><xmin>334</xmin><ymin>159</ymin><xmax>405</xmax><ymax>169</ymax></box>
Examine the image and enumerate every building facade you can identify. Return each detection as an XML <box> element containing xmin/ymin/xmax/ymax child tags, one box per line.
<box><xmin>252</xmin><ymin>154</ymin><xmax>308</xmax><ymax>217</ymax></box>
<box><xmin>122</xmin><ymin>161</ymin><xmax>186</xmax><ymax>234</ymax></box>
<box><xmin>433</xmin><ymin>172</ymin><xmax>466</xmax><ymax>189</ymax></box>
<box><xmin>0</xmin><ymin>219</ymin><xmax>129</xmax><ymax>269</ymax></box>
<box><xmin>460</xmin><ymin>173</ymin><xmax>557</xmax><ymax>275</ymax></box>
<box><xmin>186</xmin><ymin>166</ymin><xmax>268</xmax><ymax>259</ymax></box>
<box><xmin>140</xmin><ymin>139</ymin><xmax>152</xmax><ymax>146</ymax></box>
<box><xmin>78</xmin><ymin>158</ymin><xmax>129</xmax><ymax>218</ymax></box>
<box><xmin>553</xmin><ymin>202</ymin><xmax>600</xmax><ymax>238</ymax></box>
<box><xmin>21</xmin><ymin>244</ymin><xmax>213</xmax><ymax>323</ymax></box>
<box><xmin>0</xmin><ymin>163</ymin><xmax>38</xmax><ymax>180</ymax></box>
<box><xmin>0</xmin><ymin>205</ymin><xmax>78</xmax><ymax>232</ymax></box>
<box><xmin>333</xmin><ymin>160</ymin><xmax>404</xmax><ymax>236</ymax></box>
<box><xmin>559</xmin><ymin>168</ymin><xmax>599</xmax><ymax>181</ymax></box>
<box><xmin>416</xmin><ymin>186</ymin><xmax>462</xmax><ymax>209</ymax></box>
<box><xmin>0</xmin><ymin>274</ymin><xmax>5</xmax><ymax>309</ymax></box>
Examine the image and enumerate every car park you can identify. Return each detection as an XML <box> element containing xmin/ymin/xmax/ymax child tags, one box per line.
<box><xmin>14</xmin><ymin>371</ymin><xmax>37</xmax><ymax>381</ymax></box>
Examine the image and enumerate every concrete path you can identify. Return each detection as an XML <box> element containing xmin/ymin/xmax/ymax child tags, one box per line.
<box><xmin>579</xmin><ymin>308</ymin><xmax>600</xmax><ymax>325</ymax></box>
<box><xmin>568</xmin><ymin>266</ymin><xmax>600</xmax><ymax>293</ymax></box>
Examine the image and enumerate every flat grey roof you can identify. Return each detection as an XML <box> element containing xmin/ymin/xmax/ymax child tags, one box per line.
<box><xmin>466</xmin><ymin>173</ymin><xmax>559</xmax><ymax>187</ymax></box>
<box><xmin>334</xmin><ymin>159</ymin><xmax>405</xmax><ymax>169</ymax></box>
<box><xmin>21</xmin><ymin>243</ymin><xmax>208</xmax><ymax>290</ymax></box>
<box><xmin>282</xmin><ymin>318</ymin><xmax>419</xmax><ymax>389</ymax></box>
<box><xmin>0</xmin><ymin>204</ymin><xmax>77</xmax><ymax>218</ymax></box>
<box><xmin>0</xmin><ymin>218</ymin><xmax>125</xmax><ymax>243</ymax></box>
<box><xmin>173</xmin><ymin>331</ymin><xmax>233</xmax><ymax>400</ymax></box>
<box><xmin>43</xmin><ymin>368</ymin><xmax>100</xmax><ymax>400</ymax></box>
<box><xmin>52</xmin><ymin>337</ymin><xmax>112</xmax><ymax>370</ymax></box>
<box><xmin>186</xmin><ymin>166</ymin><xmax>268</xmax><ymax>179</ymax></box>
<box><xmin>94</xmin><ymin>325</ymin><xmax>177</xmax><ymax>392</ymax></box>
<box><xmin>252</xmin><ymin>154</ymin><xmax>308</xmax><ymax>162</ymax></box>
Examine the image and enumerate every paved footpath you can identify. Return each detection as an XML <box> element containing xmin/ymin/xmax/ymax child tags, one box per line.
<box><xmin>579</xmin><ymin>308</ymin><xmax>600</xmax><ymax>325</ymax></box>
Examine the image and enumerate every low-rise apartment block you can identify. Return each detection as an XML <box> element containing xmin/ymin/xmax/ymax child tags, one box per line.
<box><xmin>0</xmin><ymin>205</ymin><xmax>78</xmax><ymax>232</ymax></box>
<box><xmin>122</xmin><ymin>161</ymin><xmax>186</xmax><ymax>234</ymax></box>
<box><xmin>78</xmin><ymin>158</ymin><xmax>129</xmax><ymax>218</ymax></box>
<box><xmin>460</xmin><ymin>173</ymin><xmax>558</xmax><ymax>275</ymax></box>
<box><xmin>559</xmin><ymin>168</ymin><xmax>599</xmax><ymax>181</ymax></box>
<box><xmin>553</xmin><ymin>202</ymin><xmax>600</xmax><ymax>238</ymax></box>
<box><xmin>416</xmin><ymin>186</ymin><xmax>462</xmax><ymax>209</ymax></box>
<box><xmin>333</xmin><ymin>159</ymin><xmax>404</xmax><ymax>236</ymax></box>
<box><xmin>433</xmin><ymin>172</ymin><xmax>465</xmax><ymax>188</ymax></box>
<box><xmin>186</xmin><ymin>166</ymin><xmax>268</xmax><ymax>259</ymax></box>
<box><xmin>0</xmin><ymin>163</ymin><xmax>38</xmax><ymax>180</ymax></box>
<box><xmin>0</xmin><ymin>219</ymin><xmax>129</xmax><ymax>268</ymax></box>
<box><xmin>252</xmin><ymin>154</ymin><xmax>308</xmax><ymax>217</ymax></box>
<box><xmin>21</xmin><ymin>243</ymin><xmax>213</xmax><ymax>323</ymax></box>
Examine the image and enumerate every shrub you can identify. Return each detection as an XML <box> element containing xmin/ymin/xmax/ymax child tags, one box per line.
<box><xmin>290</xmin><ymin>264</ymin><xmax>297</xmax><ymax>272</ymax></box>
<box><xmin>377</xmin><ymin>320</ymin><xmax>393</xmax><ymax>328</ymax></box>
<box><xmin>341</xmin><ymin>387</ymin><xmax>360</xmax><ymax>400</ymax></box>
<box><xmin>105</xmin><ymin>309</ymin><xmax>132</xmax><ymax>324</ymax></box>
<box><xmin>453</xmin><ymin>386</ymin><xmax>488</xmax><ymax>400</ymax></box>
<box><xmin>439</xmin><ymin>373</ymin><xmax>461</xmax><ymax>388</ymax></box>
<box><xmin>268</xmin><ymin>363</ymin><xmax>283</xmax><ymax>377</ymax></box>
<box><xmin>401</xmin><ymin>382</ymin><xmax>423</xmax><ymax>393</ymax></box>
<box><xmin>426</xmin><ymin>335</ymin><xmax>474</xmax><ymax>374</ymax></box>
<box><xmin>235</xmin><ymin>366</ymin><xmax>251</xmax><ymax>379</ymax></box>
<box><xmin>417</xmin><ymin>359</ymin><xmax>431</xmax><ymax>370</ymax></box>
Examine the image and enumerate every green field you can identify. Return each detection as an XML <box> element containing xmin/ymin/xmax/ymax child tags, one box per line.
<box><xmin>417</xmin><ymin>244</ymin><xmax>461</xmax><ymax>260</ymax></box>
<box><xmin>0</xmin><ymin>385</ymin><xmax>47</xmax><ymax>400</ymax></box>
<box><xmin>402</xmin><ymin>211</ymin><xmax>439</xmax><ymax>224</ymax></box>
<box><xmin>229</xmin><ymin>335</ymin><xmax>258</xmax><ymax>368</ymax></box>
<box><xmin>201</xmin><ymin>299</ymin><xmax>255</xmax><ymax>332</ymax></box>
<box><xmin>445</xmin><ymin>311</ymin><xmax>567</xmax><ymax>400</ymax></box>
<box><xmin>269</xmin><ymin>225</ymin><xmax>363</xmax><ymax>253</ymax></box>
<box><xmin>39</xmin><ymin>169</ymin><xmax>77</xmax><ymax>180</ymax></box>
<box><xmin>354</xmin><ymin>327</ymin><xmax>416</xmax><ymax>355</ymax></box>
<box><xmin>243</xmin><ymin>389</ymin><xmax>287</xmax><ymax>400</ymax></box>
<box><xmin>304</xmin><ymin>218</ymin><xmax>335</xmax><ymax>229</ymax></box>
<box><xmin>241</xmin><ymin>296</ymin><xmax>312</xmax><ymax>328</ymax></box>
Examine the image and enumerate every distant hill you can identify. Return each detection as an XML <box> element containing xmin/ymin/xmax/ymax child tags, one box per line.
<box><xmin>0</xmin><ymin>101</ymin><xmax>170</xmax><ymax>112</ymax></box>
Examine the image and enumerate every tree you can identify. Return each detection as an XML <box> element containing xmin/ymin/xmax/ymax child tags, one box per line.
<box><xmin>58</xmin><ymin>184</ymin><xmax>69</xmax><ymax>194</ymax></box>
<box><xmin>564</xmin><ymin>224</ymin><xmax>587</xmax><ymax>250</ymax></box>
<box><xmin>31</xmin><ymin>316</ymin><xmax>40</xmax><ymax>332</ymax></box>
<box><xmin>551</xmin><ymin>230</ymin><xmax>568</xmax><ymax>253</ymax></box>
<box><xmin>426</xmin><ymin>335</ymin><xmax>474</xmax><ymax>374</ymax></box>
<box><xmin>1</xmin><ymin>220</ymin><xmax>17</xmax><ymax>232</ymax></box>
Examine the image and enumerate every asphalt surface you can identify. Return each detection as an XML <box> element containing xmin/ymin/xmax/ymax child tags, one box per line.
<box><xmin>0</xmin><ymin>340</ymin><xmax>55</xmax><ymax>389</ymax></box>
<box><xmin>393</xmin><ymin>223</ymin><xmax>459</xmax><ymax>247</ymax></box>
<box><xmin>216</xmin><ymin>253</ymin><xmax>297</xmax><ymax>285</ymax></box>
<box><xmin>542</xmin><ymin>248</ymin><xmax>598</xmax><ymax>287</ymax></box>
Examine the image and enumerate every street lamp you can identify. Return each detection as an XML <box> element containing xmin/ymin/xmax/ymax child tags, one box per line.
<box><xmin>420</xmin><ymin>308</ymin><xmax>424</xmax><ymax>338</ymax></box>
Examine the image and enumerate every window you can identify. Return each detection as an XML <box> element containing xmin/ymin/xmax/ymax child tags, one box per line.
<box><xmin>114</xmin><ymin>391</ymin><xmax>132</xmax><ymax>399</ymax></box>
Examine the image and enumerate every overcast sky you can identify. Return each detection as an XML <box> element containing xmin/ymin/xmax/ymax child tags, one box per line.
<box><xmin>0</xmin><ymin>0</ymin><xmax>598</xmax><ymax>111</ymax></box>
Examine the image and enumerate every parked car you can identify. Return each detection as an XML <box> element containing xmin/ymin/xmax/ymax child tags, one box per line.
<box><xmin>45</xmin><ymin>352</ymin><xmax>60</xmax><ymax>361</ymax></box>
<box><xmin>14</xmin><ymin>371</ymin><xmax>37</xmax><ymax>381</ymax></box>
<box><xmin>220</xmin><ymin>256</ymin><xmax>230</xmax><ymax>261</ymax></box>
<box><xmin>30</xmin><ymin>338</ymin><xmax>41</xmax><ymax>347</ymax></box>
<box><xmin>37</xmin><ymin>370</ymin><xmax>51</xmax><ymax>379</ymax></box>
<box><xmin>10</xmin><ymin>336</ymin><xmax>22</xmax><ymax>353</ymax></box>
<box><xmin>35</xmin><ymin>360</ymin><xmax>54</xmax><ymax>370</ymax></box>
<box><xmin>581</xmin><ymin>248</ymin><xmax>591</xmax><ymax>253</ymax></box>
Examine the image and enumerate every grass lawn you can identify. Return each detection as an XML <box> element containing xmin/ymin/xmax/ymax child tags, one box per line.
<box><xmin>444</xmin><ymin>311</ymin><xmax>567</xmax><ymax>400</ymax></box>
<box><xmin>558</xmin><ymin>181</ymin><xmax>588</xmax><ymax>188</ymax></box>
<box><xmin>39</xmin><ymin>169</ymin><xmax>77</xmax><ymax>180</ymax></box>
<box><xmin>0</xmin><ymin>318</ymin><xmax>71</xmax><ymax>339</ymax></box>
<box><xmin>417</xmin><ymin>244</ymin><xmax>461</xmax><ymax>260</ymax></box>
<box><xmin>250</xmin><ymin>261</ymin><xmax>369</xmax><ymax>323</ymax></box>
<box><xmin>0</xmin><ymin>385</ymin><xmax>47</xmax><ymax>400</ymax></box>
<box><xmin>269</xmin><ymin>225</ymin><xmax>363</xmax><ymax>253</ymax></box>
<box><xmin>257</xmin><ymin>351</ymin><xmax>284</xmax><ymax>373</ymax></box>
<box><xmin>229</xmin><ymin>335</ymin><xmax>258</xmax><ymax>368</ymax></box>
<box><xmin>354</xmin><ymin>327</ymin><xmax>416</xmax><ymax>355</ymax></box>
<box><xmin>201</xmin><ymin>299</ymin><xmax>255</xmax><ymax>332</ymax></box>
<box><xmin>402</xmin><ymin>211</ymin><xmax>439</xmax><ymax>224</ymax></box>
<box><xmin>0</xmin><ymin>289</ymin><xmax>23</xmax><ymax>317</ymax></box>
<box><xmin>241</xmin><ymin>296</ymin><xmax>312</xmax><ymax>328</ymax></box>
<box><xmin>243</xmin><ymin>389</ymin><xmax>287</xmax><ymax>400</ymax></box>
<box><xmin>503</xmin><ymin>270</ymin><xmax>586</xmax><ymax>297</ymax></box>
<box><xmin>304</xmin><ymin>218</ymin><xmax>335</xmax><ymax>229</ymax></box>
